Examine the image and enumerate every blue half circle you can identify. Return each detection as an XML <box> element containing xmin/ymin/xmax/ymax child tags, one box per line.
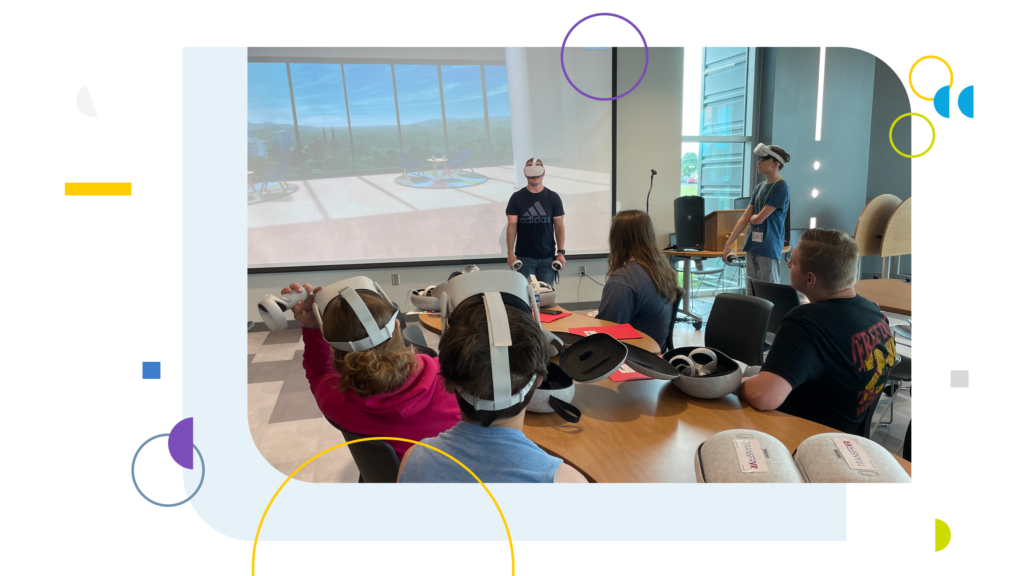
<box><xmin>958</xmin><ymin>85</ymin><xmax>974</xmax><ymax>118</ymax></box>
<box><xmin>933</xmin><ymin>85</ymin><xmax>950</xmax><ymax>118</ymax></box>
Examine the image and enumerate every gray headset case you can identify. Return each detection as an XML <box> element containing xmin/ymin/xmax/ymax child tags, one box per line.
<box><xmin>695</xmin><ymin>429</ymin><xmax>804</xmax><ymax>483</ymax></box>
<box><xmin>666</xmin><ymin>346</ymin><xmax>744</xmax><ymax>399</ymax></box>
<box><xmin>793</xmin><ymin>433</ymin><xmax>910</xmax><ymax>483</ymax></box>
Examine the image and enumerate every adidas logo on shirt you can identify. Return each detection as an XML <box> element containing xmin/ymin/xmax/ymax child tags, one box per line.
<box><xmin>520</xmin><ymin>201</ymin><xmax>551</xmax><ymax>224</ymax></box>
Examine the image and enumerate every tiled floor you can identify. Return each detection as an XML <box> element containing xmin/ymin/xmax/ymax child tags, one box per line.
<box><xmin>247</xmin><ymin>296</ymin><xmax>912</xmax><ymax>483</ymax></box>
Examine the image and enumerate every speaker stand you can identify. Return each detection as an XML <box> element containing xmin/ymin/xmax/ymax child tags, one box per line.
<box><xmin>677</xmin><ymin>257</ymin><xmax>703</xmax><ymax>330</ymax></box>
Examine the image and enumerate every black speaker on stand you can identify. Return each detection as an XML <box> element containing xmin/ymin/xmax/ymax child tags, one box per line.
<box><xmin>674</xmin><ymin>196</ymin><xmax>705</xmax><ymax>250</ymax></box>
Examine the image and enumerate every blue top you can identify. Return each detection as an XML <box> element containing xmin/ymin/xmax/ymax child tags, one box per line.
<box><xmin>398</xmin><ymin>421</ymin><xmax>564</xmax><ymax>483</ymax></box>
<box><xmin>743</xmin><ymin>178</ymin><xmax>790</xmax><ymax>259</ymax></box>
<box><xmin>596</xmin><ymin>260</ymin><xmax>673</xmax><ymax>347</ymax></box>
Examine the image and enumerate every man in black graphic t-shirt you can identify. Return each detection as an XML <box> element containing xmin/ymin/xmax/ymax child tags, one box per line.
<box><xmin>736</xmin><ymin>229</ymin><xmax>898</xmax><ymax>435</ymax></box>
<box><xmin>505</xmin><ymin>158</ymin><xmax>566</xmax><ymax>284</ymax></box>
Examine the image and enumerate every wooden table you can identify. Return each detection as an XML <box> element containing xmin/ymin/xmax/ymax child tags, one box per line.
<box><xmin>663</xmin><ymin>246</ymin><xmax>791</xmax><ymax>328</ymax></box>
<box><xmin>427</xmin><ymin>157</ymin><xmax>449</xmax><ymax>180</ymax></box>
<box><xmin>855</xmin><ymin>279</ymin><xmax>911</xmax><ymax>316</ymax></box>
<box><xmin>419</xmin><ymin>305</ymin><xmax>572</xmax><ymax>335</ymax></box>
<box><xmin>422</xmin><ymin>307</ymin><xmax>911</xmax><ymax>482</ymax></box>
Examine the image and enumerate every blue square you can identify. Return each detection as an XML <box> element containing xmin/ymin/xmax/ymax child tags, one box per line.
<box><xmin>142</xmin><ymin>362</ymin><xmax>161</xmax><ymax>379</ymax></box>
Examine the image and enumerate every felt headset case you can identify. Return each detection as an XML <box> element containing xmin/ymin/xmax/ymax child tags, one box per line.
<box><xmin>793</xmin><ymin>433</ymin><xmax>910</xmax><ymax>483</ymax></box>
<box><xmin>695</xmin><ymin>429</ymin><xmax>804</xmax><ymax>483</ymax></box>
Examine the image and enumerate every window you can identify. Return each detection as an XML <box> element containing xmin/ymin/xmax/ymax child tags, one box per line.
<box><xmin>247</xmin><ymin>58</ymin><xmax>511</xmax><ymax>178</ymax></box>
<box><xmin>344</xmin><ymin>64</ymin><xmax>401</xmax><ymax>170</ymax></box>
<box><xmin>394</xmin><ymin>65</ymin><xmax>446</xmax><ymax>164</ymax></box>
<box><xmin>247</xmin><ymin>63</ymin><xmax>295</xmax><ymax>177</ymax></box>
<box><xmin>290</xmin><ymin>63</ymin><xmax>352</xmax><ymax>175</ymax></box>
<box><xmin>484</xmin><ymin>65</ymin><xmax>512</xmax><ymax>163</ymax></box>
<box><xmin>441</xmin><ymin>65</ymin><xmax>488</xmax><ymax>165</ymax></box>
<box><xmin>682</xmin><ymin>48</ymin><xmax>758</xmax><ymax>294</ymax></box>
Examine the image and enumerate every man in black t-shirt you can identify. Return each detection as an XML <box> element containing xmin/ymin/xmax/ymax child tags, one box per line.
<box><xmin>505</xmin><ymin>158</ymin><xmax>566</xmax><ymax>284</ymax></box>
<box><xmin>736</xmin><ymin>229</ymin><xmax>898</xmax><ymax>435</ymax></box>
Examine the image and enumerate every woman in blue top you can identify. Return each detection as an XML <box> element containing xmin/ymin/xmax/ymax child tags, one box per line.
<box><xmin>722</xmin><ymin>144</ymin><xmax>792</xmax><ymax>294</ymax></box>
<box><xmin>596</xmin><ymin>210</ymin><xmax>682</xmax><ymax>349</ymax></box>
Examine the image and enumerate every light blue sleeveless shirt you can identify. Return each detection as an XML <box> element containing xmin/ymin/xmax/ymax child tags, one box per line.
<box><xmin>399</xmin><ymin>421</ymin><xmax>563</xmax><ymax>483</ymax></box>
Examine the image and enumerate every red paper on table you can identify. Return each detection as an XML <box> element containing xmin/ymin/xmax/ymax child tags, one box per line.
<box><xmin>539</xmin><ymin>311</ymin><xmax>572</xmax><ymax>323</ymax></box>
<box><xmin>568</xmin><ymin>324</ymin><xmax>644</xmax><ymax>340</ymax></box>
<box><xmin>609</xmin><ymin>364</ymin><xmax>652</xmax><ymax>382</ymax></box>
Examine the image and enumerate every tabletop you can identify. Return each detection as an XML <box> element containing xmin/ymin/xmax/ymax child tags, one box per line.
<box><xmin>664</xmin><ymin>246</ymin><xmax>791</xmax><ymax>259</ymax></box>
<box><xmin>421</xmin><ymin>307</ymin><xmax>910</xmax><ymax>482</ymax></box>
<box><xmin>855</xmin><ymin>279</ymin><xmax>911</xmax><ymax>316</ymax></box>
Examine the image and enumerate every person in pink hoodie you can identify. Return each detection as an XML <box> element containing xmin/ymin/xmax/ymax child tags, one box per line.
<box><xmin>281</xmin><ymin>281</ymin><xmax>460</xmax><ymax>459</ymax></box>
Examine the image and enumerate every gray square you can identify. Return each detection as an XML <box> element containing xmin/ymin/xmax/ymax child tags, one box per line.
<box><xmin>951</xmin><ymin>370</ymin><xmax>969</xmax><ymax>388</ymax></box>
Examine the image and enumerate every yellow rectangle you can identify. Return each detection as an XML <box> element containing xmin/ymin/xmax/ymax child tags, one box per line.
<box><xmin>65</xmin><ymin>183</ymin><xmax>132</xmax><ymax>196</ymax></box>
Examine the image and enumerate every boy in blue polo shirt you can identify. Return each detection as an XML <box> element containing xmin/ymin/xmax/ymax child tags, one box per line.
<box><xmin>723</xmin><ymin>144</ymin><xmax>791</xmax><ymax>293</ymax></box>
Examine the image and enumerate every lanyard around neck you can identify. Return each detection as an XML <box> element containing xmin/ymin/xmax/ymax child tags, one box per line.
<box><xmin>756</xmin><ymin>177</ymin><xmax>781</xmax><ymax>213</ymax></box>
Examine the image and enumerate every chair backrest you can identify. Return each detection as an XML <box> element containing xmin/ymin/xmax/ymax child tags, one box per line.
<box><xmin>748</xmin><ymin>280</ymin><xmax>803</xmax><ymax>336</ymax></box>
<box><xmin>663</xmin><ymin>289</ymin><xmax>685</xmax><ymax>353</ymax></box>
<box><xmin>704</xmin><ymin>293</ymin><xmax>774</xmax><ymax>367</ymax></box>
<box><xmin>858</xmin><ymin>388</ymin><xmax>884</xmax><ymax>439</ymax></box>
<box><xmin>879</xmin><ymin>197</ymin><xmax>911</xmax><ymax>258</ymax></box>
<box><xmin>902</xmin><ymin>420</ymin><xmax>911</xmax><ymax>462</ymax></box>
<box><xmin>733</xmin><ymin>197</ymin><xmax>750</xmax><ymax>209</ymax></box>
<box><xmin>264</xmin><ymin>162</ymin><xmax>287</xmax><ymax>180</ymax></box>
<box><xmin>459</xmin><ymin>149</ymin><xmax>471</xmax><ymax>160</ymax></box>
<box><xmin>331</xmin><ymin>424</ymin><xmax>401</xmax><ymax>483</ymax></box>
<box><xmin>853</xmin><ymin>194</ymin><xmax>901</xmax><ymax>258</ymax></box>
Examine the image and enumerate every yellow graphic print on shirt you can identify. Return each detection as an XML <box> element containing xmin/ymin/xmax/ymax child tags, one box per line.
<box><xmin>851</xmin><ymin>318</ymin><xmax>898</xmax><ymax>416</ymax></box>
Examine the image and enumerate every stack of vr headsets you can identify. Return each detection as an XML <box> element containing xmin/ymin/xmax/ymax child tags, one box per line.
<box><xmin>410</xmin><ymin>264</ymin><xmax>558</xmax><ymax>312</ymax></box>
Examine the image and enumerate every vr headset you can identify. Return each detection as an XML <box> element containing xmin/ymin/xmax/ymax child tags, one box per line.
<box><xmin>440</xmin><ymin>270</ymin><xmax>544</xmax><ymax>411</ymax></box>
<box><xmin>754</xmin><ymin>143</ymin><xmax>787</xmax><ymax>165</ymax></box>
<box><xmin>523</xmin><ymin>158</ymin><xmax>545</xmax><ymax>178</ymax></box>
<box><xmin>311</xmin><ymin>277</ymin><xmax>400</xmax><ymax>352</ymax></box>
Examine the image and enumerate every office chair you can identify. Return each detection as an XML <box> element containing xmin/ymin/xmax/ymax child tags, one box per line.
<box><xmin>748</xmin><ymin>279</ymin><xmax>804</xmax><ymax>355</ymax></box>
<box><xmin>325</xmin><ymin>420</ymin><xmax>402</xmax><ymax>483</ymax></box>
<box><xmin>704</xmin><ymin>293</ymin><xmax>774</xmax><ymax>368</ymax></box>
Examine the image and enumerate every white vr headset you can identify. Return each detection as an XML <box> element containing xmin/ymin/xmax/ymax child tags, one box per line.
<box><xmin>312</xmin><ymin>277</ymin><xmax>400</xmax><ymax>352</ymax></box>
<box><xmin>754</xmin><ymin>143</ymin><xmax>787</xmax><ymax>165</ymax></box>
<box><xmin>441</xmin><ymin>270</ymin><xmax>543</xmax><ymax>412</ymax></box>
<box><xmin>524</xmin><ymin>158</ymin><xmax>545</xmax><ymax>178</ymax></box>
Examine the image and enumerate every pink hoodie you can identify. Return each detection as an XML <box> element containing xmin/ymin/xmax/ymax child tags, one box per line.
<box><xmin>301</xmin><ymin>327</ymin><xmax>460</xmax><ymax>459</ymax></box>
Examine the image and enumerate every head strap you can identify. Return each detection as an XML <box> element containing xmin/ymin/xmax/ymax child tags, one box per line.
<box><xmin>313</xmin><ymin>277</ymin><xmax>399</xmax><ymax>352</ymax></box>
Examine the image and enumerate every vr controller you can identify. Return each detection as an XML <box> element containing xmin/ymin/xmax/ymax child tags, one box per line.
<box><xmin>258</xmin><ymin>286</ymin><xmax>308</xmax><ymax>331</ymax></box>
<box><xmin>512</xmin><ymin>259</ymin><xmax>563</xmax><ymax>272</ymax></box>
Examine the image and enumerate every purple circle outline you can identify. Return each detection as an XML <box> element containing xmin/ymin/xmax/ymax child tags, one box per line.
<box><xmin>561</xmin><ymin>13</ymin><xmax>648</xmax><ymax>101</ymax></box>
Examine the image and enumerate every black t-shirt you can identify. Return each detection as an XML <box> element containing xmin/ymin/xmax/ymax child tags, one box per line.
<box><xmin>505</xmin><ymin>187</ymin><xmax>565</xmax><ymax>259</ymax></box>
<box><xmin>762</xmin><ymin>295</ymin><xmax>898</xmax><ymax>434</ymax></box>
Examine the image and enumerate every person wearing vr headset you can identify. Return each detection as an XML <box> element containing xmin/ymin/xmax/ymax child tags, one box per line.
<box><xmin>596</xmin><ymin>210</ymin><xmax>682</xmax><ymax>349</ymax></box>
<box><xmin>505</xmin><ymin>158</ymin><xmax>567</xmax><ymax>283</ymax></box>
<box><xmin>735</xmin><ymin>230</ymin><xmax>898</xmax><ymax>435</ymax></box>
<box><xmin>722</xmin><ymin>144</ymin><xmax>792</xmax><ymax>294</ymax></box>
<box><xmin>398</xmin><ymin>289</ymin><xmax>587</xmax><ymax>483</ymax></box>
<box><xmin>281</xmin><ymin>280</ymin><xmax>460</xmax><ymax>460</ymax></box>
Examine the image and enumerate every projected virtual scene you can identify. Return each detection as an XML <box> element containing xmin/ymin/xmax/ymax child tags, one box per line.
<box><xmin>248</xmin><ymin>48</ymin><xmax>612</xmax><ymax>268</ymax></box>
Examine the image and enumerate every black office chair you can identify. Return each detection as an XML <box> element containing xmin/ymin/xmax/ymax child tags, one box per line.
<box><xmin>902</xmin><ymin>421</ymin><xmax>911</xmax><ymax>462</ymax></box>
<box><xmin>325</xmin><ymin>420</ymin><xmax>401</xmax><ymax>483</ymax></box>
<box><xmin>704</xmin><ymin>293</ymin><xmax>774</xmax><ymax>368</ymax></box>
<box><xmin>748</xmin><ymin>279</ymin><xmax>804</xmax><ymax>355</ymax></box>
<box><xmin>873</xmin><ymin>356</ymin><xmax>911</xmax><ymax>432</ymax></box>
<box><xmin>858</xmin><ymin>388</ymin><xmax>884</xmax><ymax>439</ymax></box>
<box><xmin>663</xmin><ymin>289</ymin><xmax>685</xmax><ymax>353</ymax></box>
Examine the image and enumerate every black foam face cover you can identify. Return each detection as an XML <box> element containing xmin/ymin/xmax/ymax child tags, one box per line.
<box><xmin>551</xmin><ymin>331</ymin><xmax>585</xmax><ymax>349</ymax></box>
<box><xmin>558</xmin><ymin>333</ymin><xmax>628</xmax><ymax>384</ymax></box>
<box><xmin>542</xmin><ymin>362</ymin><xmax>573</xmax><ymax>391</ymax></box>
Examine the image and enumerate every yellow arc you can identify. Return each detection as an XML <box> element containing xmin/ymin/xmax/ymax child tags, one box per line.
<box><xmin>908</xmin><ymin>55</ymin><xmax>953</xmax><ymax>101</ymax></box>
<box><xmin>935</xmin><ymin>519</ymin><xmax>951</xmax><ymax>552</ymax></box>
<box><xmin>252</xmin><ymin>437</ymin><xmax>514</xmax><ymax>575</ymax></box>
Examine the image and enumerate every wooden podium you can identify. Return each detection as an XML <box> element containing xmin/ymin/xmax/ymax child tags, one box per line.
<box><xmin>703</xmin><ymin>209</ymin><xmax>746</xmax><ymax>251</ymax></box>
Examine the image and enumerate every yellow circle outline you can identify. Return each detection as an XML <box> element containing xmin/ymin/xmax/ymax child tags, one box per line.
<box><xmin>909</xmin><ymin>55</ymin><xmax>953</xmax><ymax>101</ymax></box>
<box><xmin>889</xmin><ymin>113</ymin><xmax>935</xmax><ymax>159</ymax></box>
<box><xmin>252</xmin><ymin>437</ymin><xmax>514</xmax><ymax>576</ymax></box>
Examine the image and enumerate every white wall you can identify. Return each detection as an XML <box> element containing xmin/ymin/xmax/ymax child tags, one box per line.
<box><xmin>615</xmin><ymin>48</ymin><xmax>684</xmax><ymax>246</ymax></box>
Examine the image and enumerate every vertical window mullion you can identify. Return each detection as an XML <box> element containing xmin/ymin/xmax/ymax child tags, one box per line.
<box><xmin>340</xmin><ymin>64</ymin><xmax>355</xmax><ymax>169</ymax></box>
<box><xmin>286</xmin><ymin>63</ymin><xmax>301</xmax><ymax>157</ymax></box>
<box><xmin>391</xmin><ymin>64</ymin><xmax>403</xmax><ymax>153</ymax></box>
<box><xmin>480</xmin><ymin>65</ymin><xmax>491</xmax><ymax>163</ymax></box>
<box><xmin>437</xmin><ymin>65</ymin><xmax>450</xmax><ymax>159</ymax></box>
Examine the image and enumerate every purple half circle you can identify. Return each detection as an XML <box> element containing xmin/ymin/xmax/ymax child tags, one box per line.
<box><xmin>168</xmin><ymin>417</ymin><xmax>194</xmax><ymax>470</ymax></box>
